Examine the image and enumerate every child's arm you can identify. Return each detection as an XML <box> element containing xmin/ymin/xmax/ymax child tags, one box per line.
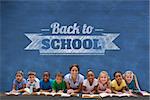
<box><xmin>122</xmin><ymin>87</ymin><xmax>127</xmax><ymax>93</ymax></box>
<box><xmin>22</xmin><ymin>84</ymin><xmax>26</xmax><ymax>89</ymax></box>
<box><xmin>33</xmin><ymin>82</ymin><xmax>40</xmax><ymax>92</ymax></box>
<box><xmin>121</xmin><ymin>80</ymin><xmax>129</xmax><ymax>93</ymax></box>
<box><xmin>82</xmin><ymin>80</ymin><xmax>89</xmax><ymax>94</ymax></box>
<box><xmin>91</xmin><ymin>85</ymin><xmax>98</xmax><ymax>94</ymax></box>
<box><xmin>17</xmin><ymin>88</ymin><xmax>26</xmax><ymax>92</ymax></box>
<box><xmin>97</xmin><ymin>89</ymin><xmax>103</xmax><ymax>93</ymax></box>
<box><xmin>39</xmin><ymin>81</ymin><xmax>42</xmax><ymax>91</ymax></box>
<box><xmin>111</xmin><ymin>87</ymin><xmax>119</xmax><ymax>94</ymax></box>
<box><xmin>105</xmin><ymin>88</ymin><xmax>111</xmax><ymax>93</ymax></box>
<box><xmin>105</xmin><ymin>81</ymin><xmax>112</xmax><ymax>93</ymax></box>
<box><xmin>52</xmin><ymin>81</ymin><xmax>57</xmax><ymax>93</ymax></box>
<box><xmin>133</xmin><ymin>74</ymin><xmax>141</xmax><ymax>91</ymax></box>
<box><xmin>39</xmin><ymin>82</ymin><xmax>50</xmax><ymax>92</ymax></box>
<box><xmin>82</xmin><ymin>86</ymin><xmax>89</xmax><ymax>94</ymax></box>
<box><xmin>97</xmin><ymin>85</ymin><xmax>104</xmax><ymax>93</ymax></box>
<box><xmin>12</xmin><ymin>84</ymin><xmax>16</xmax><ymax>91</ymax></box>
<box><xmin>17</xmin><ymin>84</ymin><xmax>26</xmax><ymax>92</ymax></box>
<box><xmin>57</xmin><ymin>81</ymin><xmax>66</xmax><ymax>93</ymax></box>
<box><xmin>12</xmin><ymin>79</ymin><xmax>17</xmax><ymax>91</ymax></box>
<box><xmin>121</xmin><ymin>86</ymin><xmax>129</xmax><ymax>93</ymax></box>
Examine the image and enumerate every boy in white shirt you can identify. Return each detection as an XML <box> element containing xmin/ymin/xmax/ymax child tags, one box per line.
<box><xmin>26</xmin><ymin>71</ymin><xmax>40</xmax><ymax>92</ymax></box>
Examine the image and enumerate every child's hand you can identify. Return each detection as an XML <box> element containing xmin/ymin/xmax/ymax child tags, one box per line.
<box><xmin>11</xmin><ymin>89</ymin><xmax>17</xmax><ymax>93</ymax></box>
<box><xmin>129</xmin><ymin>89</ymin><xmax>132</xmax><ymax>92</ymax></box>
<box><xmin>67</xmin><ymin>89</ymin><xmax>74</xmax><ymax>94</ymax></box>
<box><xmin>128</xmin><ymin>90</ymin><xmax>132</xmax><ymax>94</ymax></box>
<box><xmin>58</xmin><ymin>90</ymin><xmax>63</xmax><ymax>93</ymax></box>
<box><xmin>40</xmin><ymin>90</ymin><xmax>44</xmax><ymax>92</ymax></box>
<box><xmin>51</xmin><ymin>90</ymin><xmax>56</xmax><ymax>93</ymax></box>
<box><xmin>105</xmin><ymin>89</ymin><xmax>111</xmax><ymax>93</ymax></box>
<box><xmin>117</xmin><ymin>92</ymin><xmax>122</xmax><ymax>94</ymax></box>
<box><xmin>90</xmin><ymin>91</ymin><xmax>94</xmax><ymax>95</ymax></box>
<box><xmin>18</xmin><ymin>88</ymin><xmax>26</xmax><ymax>93</ymax></box>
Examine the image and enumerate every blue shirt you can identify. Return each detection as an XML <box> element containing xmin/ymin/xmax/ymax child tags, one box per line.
<box><xmin>40</xmin><ymin>79</ymin><xmax>53</xmax><ymax>90</ymax></box>
<box><xmin>64</xmin><ymin>73</ymin><xmax>84</xmax><ymax>89</ymax></box>
<box><xmin>127</xmin><ymin>80</ymin><xmax>137</xmax><ymax>90</ymax></box>
<box><xmin>13</xmin><ymin>78</ymin><xmax>26</xmax><ymax>90</ymax></box>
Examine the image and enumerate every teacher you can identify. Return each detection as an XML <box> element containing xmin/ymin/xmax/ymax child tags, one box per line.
<box><xmin>64</xmin><ymin>64</ymin><xmax>84</xmax><ymax>94</ymax></box>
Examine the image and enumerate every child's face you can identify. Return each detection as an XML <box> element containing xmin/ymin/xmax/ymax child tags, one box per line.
<box><xmin>125</xmin><ymin>74</ymin><xmax>133</xmax><ymax>83</ymax></box>
<box><xmin>28</xmin><ymin>75</ymin><xmax>35</xmax><ymax>83</ymax></box>
<box><xmin>115</xmin><ymin>73</ymin><xmax>123</xmax><ymax>84</ymax></box>
<box><xmin>87</xmin><ymin>72</ymin><xmax>95</xmax><ymax>83</ymax></box>
<box><xmin>70</xmin><ymin>67</ymin><xmax>78</xmax><ymax>77</ymax></box>
<box><xmin>16</xmin><ymin>73</ymin><xmax>23</xmax><ymax>82</ymax></box>
<box><xmin>56</xmin><ymin>76</ymin><xmax>62</xmax><ymax>84</ymax></box>
<box><xmin>99</xmin><ymin>73</ymin><xmax>108</xmax><ymax>84</ymax></box>
<box><xmin>43</xmin><ymin>73</ymin><xmax>49</xmax><ymax>82</ymax></box>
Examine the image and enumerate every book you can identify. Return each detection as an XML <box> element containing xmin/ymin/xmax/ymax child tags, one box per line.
<box><xmin>139</xmin><ymin>91</ymin><xmax>150</xmax><ymax>96</ymax></box>
<box><xmin>32</xmin><ymin>92</ymin><xmax>71</xmax><ymax>97</ymax></box>
<box><xmin>111</xmin><ymin>93</ymin><xmax>136</xmax><ymax>97</ymax></box>
<box><xmin>82</xmin><ymin>94</ymin><xmax>100</xmax><ymax>98</ymax></box>
<box><xmin>5</xmin><ymin>91</ymin><xmax>20</xmax><ymax>96</ymax></box>
<box><xmin>82</xmin><ymin>93</ymin><xmax>137</xmax><ymax>98</ymax></box>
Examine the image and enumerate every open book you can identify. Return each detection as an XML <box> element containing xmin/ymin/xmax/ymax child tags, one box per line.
<box><xmin>82</xmin><ymin>93</ymin><xmax>137</xmax><ymax>98</ymax></box>
<box><xmin>33</xmin><ymin>92</ymin><xmax>80</xmax><ymax>97</ymax></box>
<box><xmin>35</xmin><ymin>92</ymin><xmax>70</xmax><ymax>97</ymax></box>
<box><xmin>5</xmin><ymin>91</ymin><xmax>20</xmax><ymax>96</ymax></box>
<box><xmin>82</xmin><ymin>94</ymin><xmax>100</xmax><ymax>98</ymax></box>
<box><xmin>138</xmin><ymin>91</ymin><xmax>150</xmax><ymax>96</ymax></box>
<box><xmin>110</xmin><ymin>93</ymin><xmax>137</xmax><ymax>97</ymax></box>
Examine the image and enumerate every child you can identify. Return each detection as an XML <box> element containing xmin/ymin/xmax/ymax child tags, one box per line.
<box><xmin>52</xmin><ymin>72</ymin><xmax>66</xmax><ymax>93</ymax></box>
<box><xmin>123</xmin><ymin>71</ymin><xmax>141</xmax><ymax>92</ymax></box>
<box><xmin>12</xmin><ymin>71</ymin><xmax>26</xmax><ymax>92</ymax></box>
<box><xmin>40</xmin><ymin>71</ymin><xmax>53</xmax><ymax>92</ymax></box>
<box><xmin>26</xmin><ymin>71</ymin><xmax>40</xmax><ymax>92</ymax></box>
<box><xmin>64</xmin><ymin>64</ymin><xmax>84</xmax><ymax>94</ymax></box>
<box><xmin>97</xmin><ymin>71</ymin><xmax>111</xmax><ymax>93</ymax></box>
<box><xmin>82</xmin><ymin>69</ymin><xmax>98</xmax><ymax>94</ymax></box>
<box><xmin>111</xmin><ymin>71</ymin><xmax>128</xmax><ymax>94</ymax></box>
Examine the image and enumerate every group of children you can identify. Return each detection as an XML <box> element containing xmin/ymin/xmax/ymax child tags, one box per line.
<box><xmin>11</xmin><ymin>64</ymin><xmax>141</xmax><ymax>95</ymax></box>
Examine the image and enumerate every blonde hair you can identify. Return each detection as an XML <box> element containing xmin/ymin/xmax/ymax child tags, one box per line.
<box><xmin>98</xmin><ymin>71</ymin><xmax>110</xmax><ymax>82</ymax></box>
<box><xmin>124</xmin><ymin>71</ymin><xmax>140</xmax><ymax>90</ymax></box>
<box><xmin>123</xmin><ymin>71</ymin><xmax>134</xmax><ymax>78</ymax></box>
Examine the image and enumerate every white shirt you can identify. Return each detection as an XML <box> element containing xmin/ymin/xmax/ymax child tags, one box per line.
<box><xmin>27</xmin><ymin>77</ymin><xmax>40</xmax><ymax>89</ymax></box>
<box><xmin>64</xmin><ymin>73</ymin><xmax>84</xmax><ymax>89</ymax></box>
<box><xmin>83</xmin><ymin>78</ymin><xmax>98</xmax><ymax>92</ymax></box>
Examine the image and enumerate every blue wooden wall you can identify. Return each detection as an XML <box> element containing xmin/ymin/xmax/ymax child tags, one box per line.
<box><xmin>0</xmin><ymin>0</ymin><xmax>149</xmax><ymax>92</ymax></box>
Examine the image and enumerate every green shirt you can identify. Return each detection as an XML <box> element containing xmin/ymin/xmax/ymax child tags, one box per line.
<box><xmin>52</xmin><ymin>80</ymin><xmax>66</xmax><ymax>92</ymax></box>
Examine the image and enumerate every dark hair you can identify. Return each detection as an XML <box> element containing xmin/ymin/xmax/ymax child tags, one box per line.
<box><xmin>43</xmin><ymin>71</ymin><xmax>50</xmax><ymax>77</ymax></box>
<box><xmin>69</xmin><ymin>64</ymin><xmax>80</xmax><ymax>72</ymax></box>
<box><xmin>114</xmin><ymin>71</ymin><xmax>122</xmax><ymax>77</ymax></box>
<box><xmin>87</xmin><ymin>69</ymin><xmax>94</xmax><ymax>75</ymax></box>
<box><xmin>55</xmin><ymin>72</ymin><xmax>64</xmax><ymax>78</ymax></box>
<box><xmin>28</xmin><ymin>71</ymin><xmax>36</xmax><ymax>76</ymax></box>
<box><xmin>16</xmin><ymin>70</ymin><xmax>24</xmax><ymax>76</ymax></box>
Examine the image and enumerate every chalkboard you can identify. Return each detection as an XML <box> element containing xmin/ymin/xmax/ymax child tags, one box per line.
<box><xmin>0</xmin><ymin>0</ymin><xmax>149</xmax><ymax>92</ymax></box>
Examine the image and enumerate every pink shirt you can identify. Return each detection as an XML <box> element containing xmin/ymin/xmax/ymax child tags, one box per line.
<box><xmin>97</xmin><ymin>81</ymin><xmax>111</xmax><ymax>92</ymax></box>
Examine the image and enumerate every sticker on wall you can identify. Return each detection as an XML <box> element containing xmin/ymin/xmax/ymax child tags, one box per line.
<box><xmin>25</xmin><ymin>22</ymin><xmax>120</xmax><ymax>55</ymax></box>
